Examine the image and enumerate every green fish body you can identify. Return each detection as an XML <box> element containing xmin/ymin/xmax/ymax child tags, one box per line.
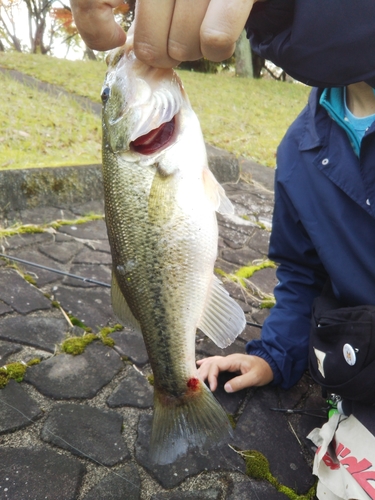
<box><xmin>102</xmin><ymin>37</ymin><xmax>246</xmax><ymax>464</ymax></box>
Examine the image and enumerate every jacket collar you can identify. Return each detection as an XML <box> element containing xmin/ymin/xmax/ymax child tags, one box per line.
<box><xmin>299</xmin><ymin>88</ymin><xmax>327</xmax><ymax>151</ymax></box>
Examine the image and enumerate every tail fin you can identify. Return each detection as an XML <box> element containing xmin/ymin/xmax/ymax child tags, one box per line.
<box><xmin>150</xmin><ymin>381</ymin><xmax>233</xmax><ymax>465</ymax></box>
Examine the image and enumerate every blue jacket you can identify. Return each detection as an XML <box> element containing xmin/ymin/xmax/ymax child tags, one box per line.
<box><xmin>246</xmin><ymin>0</ymin><xmax>375</xmax><ymax>87</ymax></box>
<box><xmin>246</xmin><ymin>87</ymin><xmax>375</xmax><ymax>389</ymax></box>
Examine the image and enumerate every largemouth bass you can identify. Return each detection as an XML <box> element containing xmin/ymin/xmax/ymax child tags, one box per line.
<box><xmin>101</xmin><ymin>34</ymin><xmax>246</xmax><ymax>464</ymax></box>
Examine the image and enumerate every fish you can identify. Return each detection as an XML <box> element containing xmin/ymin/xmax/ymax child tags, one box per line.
<box><xmin>101</xmin><ymin>33</ymin><xmax>246</xmax><ymax>464</ymax></box>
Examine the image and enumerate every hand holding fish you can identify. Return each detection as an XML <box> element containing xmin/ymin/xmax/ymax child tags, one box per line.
<box><xmin>133</xmin><ymin>0</ymin><xmax>261</xmax><ymax>68</ymax></box>
<box><xmin>197</xmin><ymin>354</ymin><xmax>274</xmax><ymax>392</ymax></box>
<box><xmin>70</xmin><ymin>0</ymin><xmax>263</xmax><ymax>65</ymax></box>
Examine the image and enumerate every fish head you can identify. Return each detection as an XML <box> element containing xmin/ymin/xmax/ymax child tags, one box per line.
<box><xmin>102</xmin><ymin>35</ymin><xmax>187</xmax><ymax>160</ymax></box>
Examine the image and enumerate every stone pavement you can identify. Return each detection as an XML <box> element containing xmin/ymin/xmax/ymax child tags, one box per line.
<box><xmin>0</xmin><ymin>159</ymin><xmax>325</xmax><ymax>500</ymax></box>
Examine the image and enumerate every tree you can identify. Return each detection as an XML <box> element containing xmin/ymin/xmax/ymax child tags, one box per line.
<box><xmin>235</xmin><ymin>30</ymin><xmax>253</xmax><ymax>77</ymax></box>
<box><xmin>50</xmin><ymin>1</ymin><xmax>134</xmax><ymax>59</ymax></box>
<box><xmin>0</xmin><ymin>0</ymin><xmax>23</xmax><ymax>51</ymax></box>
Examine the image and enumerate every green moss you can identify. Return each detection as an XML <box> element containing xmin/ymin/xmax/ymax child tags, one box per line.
<box><xmin>0</xmin><ymin>215</ymin><xmax>104</xmax><ymax>240</ymax></box>
<box><xmin>0</xmin><ymin>225</ymin><xmax>45</xmax><ymax>238</ymax></box>
<box><xmin>0</xmin><ymin>359</ymin><xmax>42</xmax><ymax>388</ymax></box>
<box><xmin>242</xmin><ymin>449</ymin><xmax>317</xmax><ymax>499</ymax></box>
<box><xmin>61</xmin><ymin>334</ymin><xmax>98</xmax><ymax>355</ymax></box>
<box><xmin>0</xmin><ymin>362</ymin><xmax>27</xmax><ymax>387</ymax></box>
<box><xmin>0</xmin><ymin>371</ymin><xmax>9</xmax><ymax>388</ymax></box>
<box><xmin>98</xmin><ymin>325</ymin><xmax>123</xmax><ymax>348</ymax></box>
<box><xmin>244</xmin><ymin>450</ymin><xmax>273</xmax><ymax>480</ymax></box>
<box><xmin>147</xmin><ymin>374</ymin><xmax>155</xmax><ymax>386</ymax></box>
<box><xmin>24</xmin><ymin>274</ymin><xmax>37</xmax><ymax>286</ymax></box>
<box><xmin>61</xmin><ymin>324</ymin><xmax>124</xmax><ymax>355</ymax></box>
<box><xmin>69</xmin><ymin>315</ymin><xmax>92</xmax><ymax>333</ymax></box>
<box><xmin>49</xmin><ymin>214</ymin><xmax>103</xmax><ymax>230</ymax></box>
<box><xmin>214</xmin><ymin>267</ymin><xmax>229</xmax><ymax>278</ymax></box>
<box><xmin>260</xmin><ymin>299</ymin><xmax>276</xmax><ymax>309</ymax></box>
<box><xmin>6</xmin><ymin>362</ymin><xmax>27</xmax><ymax>381</ymax></box>
<box><xmin>27</xmin><ymin>358</ymin><xmax>41</xmax><ymax>366</ymax></box>
<box><xmin>227</xmin><ymin>414</ymin><xmax>236</xmax><ymax>430</ymax></box>
<box><xmin>235</xmin><ymin>260</ymin><xmax>276</xmax><ymax>280</ymax></box>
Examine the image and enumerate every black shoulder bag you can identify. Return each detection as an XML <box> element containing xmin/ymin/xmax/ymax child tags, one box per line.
<box><xmin>309</xmin><ymin>281</ymin><xmax>375</xmax><ymax>405</ymax></box>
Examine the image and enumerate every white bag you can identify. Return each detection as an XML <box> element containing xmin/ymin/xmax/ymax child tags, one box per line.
<box><xmin>308</xmin><ymin>414</ymin><xmax>375</xmax><ymax>500</ymax></box>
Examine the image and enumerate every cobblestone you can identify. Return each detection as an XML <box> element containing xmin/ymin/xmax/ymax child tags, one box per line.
<box><xmin>0</xmin><ymin>158</ymin><xmax>324</xmax><ymax>500</ymax></box>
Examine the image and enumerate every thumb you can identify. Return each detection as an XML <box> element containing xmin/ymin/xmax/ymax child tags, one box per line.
<box><xmin>224</xmin><ymin>372</ymin><xmax>255</xmax><ymax>393</ymax></box>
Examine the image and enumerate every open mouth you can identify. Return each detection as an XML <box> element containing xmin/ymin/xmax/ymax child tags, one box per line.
<box><xmin>131</xmin><ymin>117</ymin><xmax>175</xmax><ymax>155</ymax></box>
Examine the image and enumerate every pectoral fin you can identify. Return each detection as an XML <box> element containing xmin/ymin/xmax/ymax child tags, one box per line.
<box><xmin>111</xmin><ymin>271</ymin><xmax>142</xmax><ymax>335</ymax></box>
<box><xmin>198</xmin><ymin>276</ymin><xmax>246</xmax><ymax>348</ymax></box>
<box><xmin>202</xmin><ymin>167</ymin><xmax>234</xmax><ymax>215</ymax></box>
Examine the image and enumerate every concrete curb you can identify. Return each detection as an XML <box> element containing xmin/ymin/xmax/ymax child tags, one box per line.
<box><xmin>0</xmin><ymin>149</ymin><xmax>274</xmax><ymax>216</ymax></box>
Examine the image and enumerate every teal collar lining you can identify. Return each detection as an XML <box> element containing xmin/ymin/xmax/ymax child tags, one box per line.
<box><xmin>320</xmin><ymin>87</ymin><xmax>361</xmax><ymax>156</ymax></box>
<box><xmin>320</xmin><ymin>87</ymin><xmax>375</xmax><ymax>157</ymax></box>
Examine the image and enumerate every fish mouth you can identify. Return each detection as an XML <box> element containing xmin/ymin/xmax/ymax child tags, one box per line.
<box><xmin>130</xmin><ymin>117</ymin><xmax>176</xmax><ymax>155</ymax></box>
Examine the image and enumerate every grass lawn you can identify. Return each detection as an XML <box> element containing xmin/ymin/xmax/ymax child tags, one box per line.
<box><xmin>0</xmin><ymin>51</ymin><xmax>310</xmax><ymax>170</ymax></box>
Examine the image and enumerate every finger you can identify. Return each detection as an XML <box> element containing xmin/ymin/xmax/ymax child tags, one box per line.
<box><xmin>224</xmin><ymin>372</ymin><xmax>255</xmax><ymax>392</ymax></box>
<box><xmin>225</xmin><ymin>359</ymin><xmax>274</xmax><ymax>392</ymax></box>
<box><xmin>200</xmin><ymin>0</ymin><xmax>255</xmax><ymax>62</ymax></box>
<box><xmin>168</xmin><ymin>0</ymin><xmax>210</xmax><ymax>62</ymax></box>
<box><xmin>197</xmin><ymin>357</ymin><xmax>223</xmax><ymax>391</ymax></box>
<box><xmin>133</xmin><ymin>0</ymin><xmax>180</xmax><ymax>68</ymax></box>
<box><xmin>70</xmin><ymin>0</ymin><xmax>126</xmax><ymax>51</ymax></box>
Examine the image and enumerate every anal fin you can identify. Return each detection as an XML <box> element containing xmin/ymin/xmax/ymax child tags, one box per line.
<box><xmin>198</xmin><ymin>276</ymin><xmax>246</xmax><ymax>348</ymax></box>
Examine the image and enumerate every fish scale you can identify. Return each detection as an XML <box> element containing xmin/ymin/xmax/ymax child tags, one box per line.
<box><xmin>101</xmin><ymin>35</ymin><xmax>246</xmax><ymax>464</ymax></box>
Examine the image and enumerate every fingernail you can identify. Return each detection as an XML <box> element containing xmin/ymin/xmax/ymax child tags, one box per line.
<box><xmin>224</xmin><ymin>383</ymin><xmax>233</xmax><ymax>393</ymax></box>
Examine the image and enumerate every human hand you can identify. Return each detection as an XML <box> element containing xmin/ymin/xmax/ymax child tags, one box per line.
<box><xmin>133</xmin><ymin>0</ymin><xmax>261</xmax><ymax>68</ymax></box>
<box><xmin>197</xmin><ymin>354</ymin><xmax>274</xmax><ymax>393</ymax></box>
<box><xmin>70</xmin><ymin>0</ymin><xmax>126</xmax><ymax>51</ymax></box>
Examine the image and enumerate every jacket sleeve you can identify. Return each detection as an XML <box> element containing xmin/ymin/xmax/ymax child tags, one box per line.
<box><xmin>246</xmin><ymin>0</ymin><xmax>375</xmax><ymax>87</ymax></box>
<box><xmin>246</xmin><ymin>170</ymin><xmax>327</xmax><ymax>389</ymax></box>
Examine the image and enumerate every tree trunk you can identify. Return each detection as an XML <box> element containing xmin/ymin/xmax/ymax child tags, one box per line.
<box><xmin>84</xmin><ymin>45</ymin><xmax>97</xmax><ymax>60</ymax></box>
<box><xmin>235</xmin><ymin>30</ymin><xmax>253</xmax><ymax>78</ymax></box>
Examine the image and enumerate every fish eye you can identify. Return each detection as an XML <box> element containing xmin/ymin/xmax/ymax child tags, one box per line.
<box><xmin>101</xmin><ymin>87</ymin><xmax>110</xmax><ymax>103</ymax></box>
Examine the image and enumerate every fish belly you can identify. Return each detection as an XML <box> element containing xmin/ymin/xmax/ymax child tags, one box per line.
<box><xmin>103</xmin><ymin>151</ymin><xmax>216</xmax><ymax>395</ymax></box>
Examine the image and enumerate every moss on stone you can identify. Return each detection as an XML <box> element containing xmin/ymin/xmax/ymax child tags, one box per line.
<box><xmin>242</xmin><ymin>449</ymin><xmax>317</xmax><ymax>499</ymax></box>
<box><xmin>24</xmin><ymin>274</ymin><xmax>37</xmax><ymax>286</ymax></box>
<box><xmin>49</xmin><ymin>214</ymin><xmax>103</xmax><ymax>230</ymax></box>
<box><xmin>98</xmin><ymin>324</ymin><xmax>123</xmax><ymax>347</ymax></box>
<box><xmin>214</xmin><ymin>267</ymin><xmax>228</xmax><ymax>278</ymax></box>
<box><xmin>27</xmin><ymin>358</ymin><xmax>41</xmax><ymax>366</ymax></box>
<box><xmin>0</xmin><ymin>362</ymin><xmax>27</xmax><ymax>387</ymax></box>
<box><xmin>61</xmin><ymin>334</ymin><xmax>98</xmax><ymax>355</ymax></box>
<box><xmin>227</xmin><ymin>414</ymin><xmax>236</xmax><ymax>430</ymax></box>
<box><xmin>5</xmin><ymin>362</ymin><xmax>27</xmax><ymax>381</ymax></box>
<box><xmin>61</xmin><ymin>324</ymin><xmax>123</xmax><ymax>355</ymax></box>
<box><xmin>68</xmin><ymin>315</ymin><xmax>92</xmax><ymax>332</ymax></box>
<box><xmin>0</xmin><ymin>358</ymin><xmax>42</xmax><ymax>388</ymax></box>
<box><xmin>235</xmin><ymin>260</ymin><xmax>276</xmax><ymax>280</ymax></box>
<box><xmin>0</xmin><ymin>371</ymin><xmax>8</xmax><ymax>389</ymax></box>
<box><xmin>147</xmin><ymin>374</ymin><xmax>155</xmax><ymax>386</ymax></box>
<box><xmin>260</xmin><ymin>299</ymin><xmax>276</xmax><ymax>309</ymax></box>
<box><xmin>244</xmin><ymin>449</ymin><xmax>273</xmax><ymax>481</ymax></box>
<box><xmin>0</xmin><ymin>214</ymin><xmax>104</xmax><ymax>240</ymax></box>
